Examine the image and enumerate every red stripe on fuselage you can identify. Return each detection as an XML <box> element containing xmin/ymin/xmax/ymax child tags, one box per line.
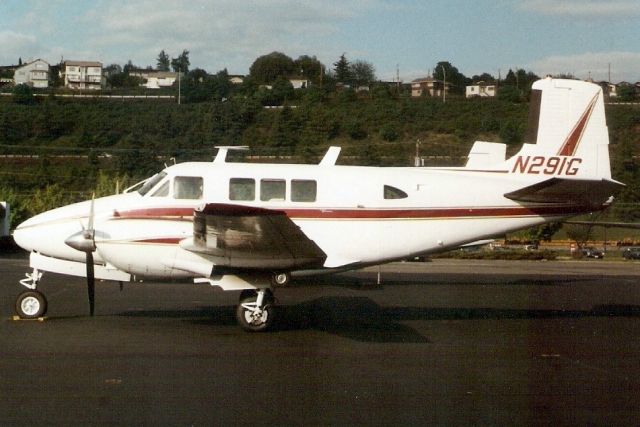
<box><xmin>113</xmin><ymin>204</ymin><xmax>595</xmax><ymax>221</ymax></box>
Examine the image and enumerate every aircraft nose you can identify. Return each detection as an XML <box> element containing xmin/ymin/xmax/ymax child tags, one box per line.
<box><xmin>12</xmin><ymin>213</ymin><xmax>87</xmax><ymax>262</ymax></box>
<box><xmin>13</xmin><ymin>219</ymin><xmax>38</xmax><ymax>252</ymax></box>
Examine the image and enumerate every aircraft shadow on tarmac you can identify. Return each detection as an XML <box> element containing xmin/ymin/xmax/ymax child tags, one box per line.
<box><xmin>118</xmin><ymin>297</ymin><xmax>640</xmax><ymax>344</ymax></box>
<box><xmin>298</xmin><ymin>273</ymin><xmax>595</xmax><ymax>288</ymax></box>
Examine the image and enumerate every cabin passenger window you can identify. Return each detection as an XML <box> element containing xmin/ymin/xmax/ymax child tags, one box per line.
<box><xmin>260</xmin><ymin>179</ymin><xmax>286</xmax><ymax>201</ymax></box>
<box><xmin>384</xmin><ymin>185</ymin><xmax>408</xmax><ymax>199</ymax></box>
<box><xmin>291</xmin><ymin>180</ymin><xmax>317</xmax><ymax>202</ymax></box>
<box><xmin>229</xmin><ymin>178</ymin><xmax>255</xmax><ymax>201</ymax></box>
<box><xmin>174</xmin><ymin>176</ymin><xmax>203</xmax><ymax>199</ymax></box>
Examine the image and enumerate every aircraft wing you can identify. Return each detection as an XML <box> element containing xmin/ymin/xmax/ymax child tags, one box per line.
<box><xmin>504</xmin><ymin>177</ymin><xmax>624</xmax><ymax>206</ymax></box>
<box><xmin>180</xmin><ymin>203</ymin><xmax>326</xmax><ymax>271</ymax></box>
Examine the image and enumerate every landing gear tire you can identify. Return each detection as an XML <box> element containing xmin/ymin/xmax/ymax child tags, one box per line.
<box><xmin>16</xmin><ymin>291</ymin><xmax>47</xmax><ymax>319</ymax></box>
<box><xmin>236</xmin><ymin>289</ymin><xmax>275</xmax><ymax>332</ymax></box>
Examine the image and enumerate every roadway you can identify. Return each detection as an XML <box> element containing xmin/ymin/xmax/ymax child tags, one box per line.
<box><xmin>1</xmin><ymin>255</ymin><xmax>639</xmax><ymax>426</ymax></box>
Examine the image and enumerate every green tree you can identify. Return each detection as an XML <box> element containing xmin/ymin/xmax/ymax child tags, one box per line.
<box><xmin>500</xmin><ymin>119</ymin><xmax>523</xmax><ymax>145</ymax></box>
<box><xmin>157</xmin><ymin>49</ymin><xmax>170</xmax><ymax>71</ymax></box>
<box><xmin>565</xmin><ymin>223</ymin><xmax>594</xmax><ymax>251</ymax></box>
<box><xmin>123</xmin><ymin>59</ymin><xmax>137</xmax><ymax>74</ymax></box>
<box><xmin>171</xmin><ymin>50</ymin><xmax>190</xmax><ymax>73</ymax></box>
<box><xmin>471</xmin><ymin>73</ymin><xmax>496</xmax><ymax>83</ymax></box>
<box><xmin>523</xmin><ymin>222</ymin><xmax>563</xmax><ymax>243</ymax></box>
<box><xmin>497</xmin><ymin>85</ymin><xmax>523</xmax><ymax>103</ymax></box>
<box><xmin>433</xmin><ymin>61</ymin><xmax>469</xmax><ymax>95</ymax></box>
<box><xmin>49</xmin><ymin>63</ymin><xmax>64</xmax><ymax>87</ymax></box>
<box><xmin>350</xmin><ymin>60</ymin><xmax>376</xmax><ymax>87</ymax></box>
<box><xmin>271</xmin><ymin>77</ymin><xmax>294</xmax><ymax>104</ymax></box>
<box><xmin>294</xmin><ymin>55</ymin><xmax>323</xmax><ymax>84</ymax></box>
<box><xmin>503</xmin><ymin>69</ymin><xmax>517</xmax><ymax>86</ymax></box>
<box><xmin>617</xmin><ymin>84</ymin><xmax>636</xmax><ymax>102</ymax></box>
<box><xmin>333</xmin><ymin>54</ymin><xmax>351</xmax><ymax>84</ymax></box>
<box><xmin>249</xmin><ymin>52</ymin><xmax>295</xmax><ymax>84</ymax></box>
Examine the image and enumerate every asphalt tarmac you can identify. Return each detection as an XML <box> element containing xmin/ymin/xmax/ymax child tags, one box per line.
<box><xmin>1</xmin><ymin>255</ymin><xmax>640</xmax><ymax>426</ymax></box>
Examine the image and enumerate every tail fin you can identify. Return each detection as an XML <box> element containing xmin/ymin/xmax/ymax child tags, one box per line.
<box><xmin>506</xmin><ymin>78</ymin><xmax>611</xmax><ymax>179</ymax></box>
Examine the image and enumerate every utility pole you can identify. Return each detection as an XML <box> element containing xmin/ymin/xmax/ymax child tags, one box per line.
<box><xmin>441</xmin><ymin>65</ymin><xmax>446</xmax><ymax>103</ymax></box>
<box><xmin>414</xmin><ymin>139</ymin><xmax>421</xmax><ymax>167</ymax></box>
<box><xmin>177</xmin><ymin>71</ymin><xmax>181</xmax><ymax>105</ymax></box>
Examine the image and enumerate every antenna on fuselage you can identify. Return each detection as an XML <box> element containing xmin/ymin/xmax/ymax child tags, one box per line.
<box><xmin>213</xmin><ymin>146</ymin><xmax>249</xmax><ymax>164</ymax></box>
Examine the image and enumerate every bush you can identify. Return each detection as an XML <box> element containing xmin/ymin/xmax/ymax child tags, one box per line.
<box><xmin>379</xmin><ymin>124</ymin><xmax>399</xmax><ymax>142</ymax></box>
<box><xmin>345</xmin><ymin>119</ymin><xmax>367</xmax><ymax>140</ymax></box>
<box><xmin>432</xmin><ymin>248</ymin><xmax>558</xmax><ymax>260</ymax></box>
<box><xmin>12</xmin><ymin>84</ymin><xmax>35</xmax><ymax>105</ymax></box>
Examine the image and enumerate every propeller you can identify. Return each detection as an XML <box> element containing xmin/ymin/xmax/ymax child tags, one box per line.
<box><xmin>64</xmin><ymin>196</ymin><xmax>97</xmax><ymax>316</ymax></box>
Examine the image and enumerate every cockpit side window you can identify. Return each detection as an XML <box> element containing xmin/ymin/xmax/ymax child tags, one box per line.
<box><xmin>138</xmin><ymin>172</ymin><xmax>167</xmax><ymax>196</ymax></box>
<box><xmin>151</xmin><ymin>180</ymin><xmax>170</xmax><ymax>197</ymax></box>
<box><xmin>384</xmin><ymin>185</ymin><xmax>408</xmax><ymax>199</ymax></box>
<box><xmin>174</xmin><ymin>176</ymin><xmax>204</xmax><ymax>200</ymax></box>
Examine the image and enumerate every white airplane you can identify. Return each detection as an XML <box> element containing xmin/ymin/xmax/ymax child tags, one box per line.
<box><xmin>12</xmin><ymin>78</ymin><xmax>624</xmax><ymax>331</ymax></box>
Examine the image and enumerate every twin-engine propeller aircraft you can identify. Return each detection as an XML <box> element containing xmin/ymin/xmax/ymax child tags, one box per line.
<box><xmin>12</xmin><ymin>78</ymin><xmax>624</xmax><ymax>331</ymax></box>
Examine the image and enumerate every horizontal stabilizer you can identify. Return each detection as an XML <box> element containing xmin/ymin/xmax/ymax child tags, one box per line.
<box><xmin>181</xmin><ymin>203</ymin><xmax>326</xmax><ymax>271</ymax></box>
<box><xmin>504</xmin><ymin>177</ymin><xmax>624</xmax><ymax>206</ymax></box>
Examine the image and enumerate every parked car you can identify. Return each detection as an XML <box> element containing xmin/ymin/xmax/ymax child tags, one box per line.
<box><xmin>581</xmin><ymin>247</ymin><xmax>604</xmax><ymax>259</ymax></box>
<box><xmin>622</xmin><ymin>247</ymin><xmax>640</xmax><ymax>260</ymax></box>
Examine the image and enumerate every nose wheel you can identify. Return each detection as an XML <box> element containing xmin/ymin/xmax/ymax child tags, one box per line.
<box><xmin>236</xmin><ymin>289</ymin><xmax>275</xmax><ymax>332</ymax></box>
<box><xmin>16</xmin><ymin>290</ymin><xmax>48</xmax><ymax>319</ymax></box>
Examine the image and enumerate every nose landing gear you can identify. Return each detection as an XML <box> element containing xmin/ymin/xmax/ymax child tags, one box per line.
<box><xmin>15</xmin><ymin>268</ymin><xmax>47</xmax><ymax>319</ymax></box>
<box><xmin>16</xmin><ymin>291</ymin><xmax>47</xmax><ymax>319</ymax></box>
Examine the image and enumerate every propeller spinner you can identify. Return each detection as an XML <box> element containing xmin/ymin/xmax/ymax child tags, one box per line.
<box><xmin>64</xmin><ymin>197</ymin><xmax>97</xmax><ymax>316</ymax></box>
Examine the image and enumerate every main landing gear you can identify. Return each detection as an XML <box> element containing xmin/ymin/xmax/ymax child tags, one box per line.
<box><xmin>234</xmin><ymin>272</ymin><xmax>289</xmax><ymax>332</ymax></box>
<box><xmin>236</xmin><ymin>289</ymin><xmax>275</xmax><ymax>332</ymax></box>
<box><xmin>15</xmin><ymin>268</ymin><xmax>47</xmax><ymax>319</ymax></box>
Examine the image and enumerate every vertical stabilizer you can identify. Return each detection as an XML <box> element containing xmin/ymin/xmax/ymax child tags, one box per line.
<box><xmin>506</xmin><ymin>78</ymin><xmax>611</xmax><ymax>180</ymax></box>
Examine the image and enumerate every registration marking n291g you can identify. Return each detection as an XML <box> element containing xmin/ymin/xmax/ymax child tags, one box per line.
<box><xmin>511</xmin><ymin>156</ymin><xmax>582</xmax><ymax>175</ymax></box>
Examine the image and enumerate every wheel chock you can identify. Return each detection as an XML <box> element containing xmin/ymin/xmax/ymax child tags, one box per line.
<box><xmin>11</xmin><ymin>315</ymin><xmax>46</xmax><ymax>322</ymax></box>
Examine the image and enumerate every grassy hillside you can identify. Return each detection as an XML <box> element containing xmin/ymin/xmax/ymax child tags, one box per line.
<box><xmin>0</xmin><ymin>92</ymin><xmax>638</xmax><ymax>228</ymax></box>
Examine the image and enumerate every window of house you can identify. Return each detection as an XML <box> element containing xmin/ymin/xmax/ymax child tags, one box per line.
<box><xmin>174</xmin><ymin>176</ymin><xmax>203</xmax><ymax>199</ymax></box>
<box><xmin>260</xmin><ymin>179</ymin><xmax>286</xmax><ymax>201</ymax></box>
<box><xmin>229</xmin><ymin>178</ymin><xmax>255</xmax><ymax>201</ymax></box>
<box><xmin>384</xmin><ymin>185</ymin><xmax>408</xmax><ymax>199</ymax></box>
<box><xmin>291</xmin><ymin>180</ymin><xmax>317</xmax><ymax>202</ymax></box>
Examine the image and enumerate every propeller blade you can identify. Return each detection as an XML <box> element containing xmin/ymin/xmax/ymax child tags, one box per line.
<box><xmin>86</xmin><ymin>252</ymin><xmax>95</xmax><ymax>316</ymax></box>
<box><xmin>87</xmin><ymin>194</ymin><xmax>95</xmax><ymax>232</ymax></box>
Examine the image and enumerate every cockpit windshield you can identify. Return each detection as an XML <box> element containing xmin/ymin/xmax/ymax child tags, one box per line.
<box><xmin>137</xmin><ymin>172</ymin><xmax>167</xmax><ymax>196</ymax></box>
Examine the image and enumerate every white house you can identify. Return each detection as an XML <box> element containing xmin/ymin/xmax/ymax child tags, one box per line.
<box><xmin>63</xmin><ymin>61</ymin><xmax>103</xmax><ymax>90</ymax></box>
<box><xmin>289</xmin><ymin>78</ymin><xmax>310</xmax><ymax>89</ymax></box>
<box><xmin>129</xmin><ymin>70</ymin><xmax>178</xmax><ymax>89</ymax></box>
<box><xmin>144</xmin><ymin>72</ymin><xmax>177</xmax><ymax>89</ymax></box>
<box><xmin>410</xmin><ymin>77</ymin><xmax>450</xmax><ymax>97</ymax></box>
<box><xmin>466</xmin><ymin>82</ymin><xmax>496</xmax><ymax>98</ymax></box>
<box><xmin>13</xmin><ymin>59</ymin><xmax>50</xmax><ymax>88</ymax></box>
